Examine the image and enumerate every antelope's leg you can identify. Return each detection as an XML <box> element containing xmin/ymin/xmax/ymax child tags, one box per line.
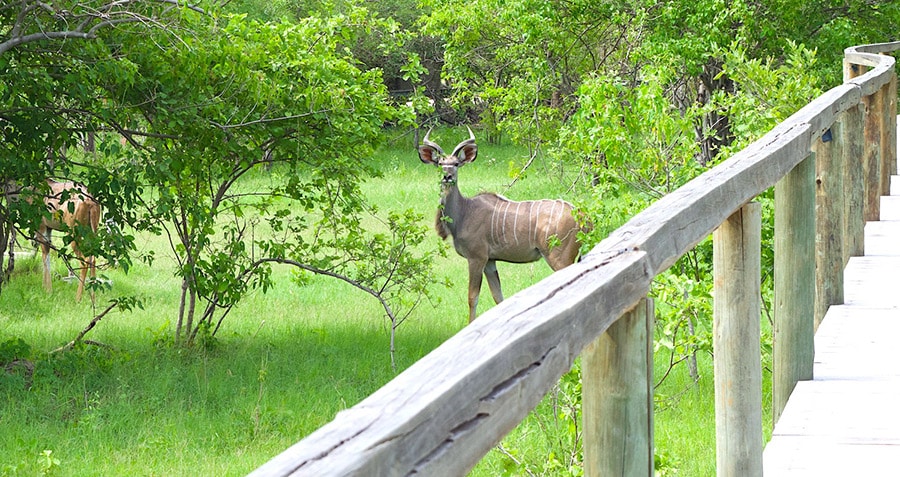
<box><xmin>75</xmin><ymin>256</ymin><xmax>87</xmax><ymax>302</ymax></box>
<box><xmin>88</xmin><ymin>255</ymin><xmax>96</xmax><ymax>301</ymax></box>
<box><xmin>484</xmin><ymin>259</ymin><xmax>504</xmax><ymax>304</ymax></box>
<box><xmin>72</xmin><ymin>243</ymin><xmax>95</xmax><ymax>303</ymax></box>
<box><xmin>466</xmin><ymin>257</ymin><xmax>487</xmax><ymax>323</ymax></box>
<box><xmin>39</xmin><ymin>229</ymin><xmax>52</xmax><ymax>293</ymax></box>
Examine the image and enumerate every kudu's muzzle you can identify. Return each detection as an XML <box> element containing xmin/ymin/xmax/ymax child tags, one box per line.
<box><xmin>441</xmin><ymin>163</ymin><xmax>459</xmax><ymax>186</ymax></box>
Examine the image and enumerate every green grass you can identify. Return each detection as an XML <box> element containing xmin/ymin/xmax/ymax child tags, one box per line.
<box><xmin>0</xmin><ymin>128</ymin><xmax>761</xmax><ymax>476</ymax></box>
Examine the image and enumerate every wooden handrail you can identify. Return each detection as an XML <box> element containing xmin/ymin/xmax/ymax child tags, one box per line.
<box><xmin>248</xmin><ymin>41</ymin><xmax>899</xmax><ymax>477</ymax></box>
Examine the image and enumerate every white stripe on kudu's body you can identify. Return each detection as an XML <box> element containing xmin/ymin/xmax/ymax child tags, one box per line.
<box><xmin>418</xmin><ymin>127</ymin><xmax>586</xmax><ymax>323</ymax></box>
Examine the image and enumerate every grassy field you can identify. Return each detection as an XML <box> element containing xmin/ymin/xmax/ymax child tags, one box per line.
<box><xmin>0</xmin><ymin>128</ymin><xmax>767</xmax><ymax>476</ymax></box>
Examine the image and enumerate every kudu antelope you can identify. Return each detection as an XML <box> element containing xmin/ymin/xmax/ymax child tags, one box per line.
<box><xmin>418</xmin><ymin>127</ymin><xmax>583</xmax><ymax>323</ymax></box>
<box><xmin>37</xmin><ymin>179</ymin><xmax>101</xmax><ymax>302</ymax></box>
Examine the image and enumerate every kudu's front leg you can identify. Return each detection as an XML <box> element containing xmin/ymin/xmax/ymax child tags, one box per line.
<box><xmin>484</xmin><ymin>260</ymin><xmax>504</xmax><ymax>304</ymax></box>
<box><xmin>466</xmin><ymin>257</ymin><xmax>487</xmax><ymax>323</ymax></box>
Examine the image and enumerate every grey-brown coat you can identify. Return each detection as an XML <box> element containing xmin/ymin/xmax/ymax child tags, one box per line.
<box><xmin>419</xmin><ymin>127</ymin><xmax>583</xmax><ymax>322</ymax></box>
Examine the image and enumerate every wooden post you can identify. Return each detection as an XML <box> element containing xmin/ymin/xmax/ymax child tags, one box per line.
<box><xmin>884</xmin><ymin>72</ymin><xmax>897</xmax><ymax>183</ymax></box>
<box><xmin>880</xmin><ymin>81</ymin><xmax>894</xmax><ymax>196</ymax></box>
<box><xmin>813</xmin><ymin>130</ymin><xmax>845</xmax><ymax>330</ymax></box>
<box><xmin>863</xmin><ymin>87</ymin><xmax>884</xmax><ymax>220</ymax></box>
<box><xmin>773</xmin><ymin>154</ymin><xmax>815</xmax><ymax>425</ymax></box>
<box><xmin>713</xmin><ymin>202</ymin><xmax>763</xmax><ymax>477</ymax></box>
<box><xmin>842</xmin><ymin>105</ymin><xmax>866</xmax><ymax>261</ymax></box>
<box><xmin>583</xmin><ymin>298</ymin><xmax>654</xmax><ymax>477</ymax></box>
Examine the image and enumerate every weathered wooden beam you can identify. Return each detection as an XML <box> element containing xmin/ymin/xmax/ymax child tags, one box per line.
<box><xmin>714</xmin><ymin>202</ymin><xmax>763</xmax><ymax>477</ymax></box>
<box><xmin>582</xmin><ymin>297</ymin><xmax>654</xmax><ymax>477</ymax></box>
<box><xmin>846</xmin><ymin>40</ymin><xmax>900</xmax><ymax>55</ymax></box>
<box><xmin>247</xmin><ymin>249</ymin><xmax>653</xmax><ymax>477</ymax></box>
<box><xmin>844</xmin><ymin>43</ymin><xmax>897</xmax><ymax>96</ymax></box>
<box><xmin>789</xmin><ymin>84</ymin><xmax>859</xmax><ymax>139</ymax></box>
<box><xmin>773</xmin><ymin>154</ymin><xmax>815</xmax><ymax>425</ymax></box>
<box><xmin>594</xmin><ymin>122</ymin><xmax>811</xmax><ymax>275</ymax></box>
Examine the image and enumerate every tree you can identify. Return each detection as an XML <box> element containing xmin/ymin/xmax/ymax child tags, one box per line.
<box><xmin>96</xmin><ymin>10</ymin><xmax>441</xmax><ymax>346</ymax></box>
<box><xmin>423</xmin><ymin>0</ymin><xmax>639</xmax><ymax>148</ymax></box>
<box><xmin>421</xmin><ymin>0</ymin><xmax>900</xmax><ymax>397</ymax></box>
<box><xmin>0</xmin><ymin>0</ymin><xmax>181</xmax><ymax>287</ymax></box>
<box><xmin>1</xmin><ymin>2</ymin><xmax>440</xmax><ymax>350</ymax></box>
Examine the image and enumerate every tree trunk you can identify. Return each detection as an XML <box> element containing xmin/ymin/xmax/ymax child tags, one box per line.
<box><xmin>696</xmin><ymin>59</ymin><xmax>735</xmax><ymax>166</ymax></box>
<box><xmin>0</xmin><ymin>217</ymin><xmax>8</xmax><ymax>287</ymax></box>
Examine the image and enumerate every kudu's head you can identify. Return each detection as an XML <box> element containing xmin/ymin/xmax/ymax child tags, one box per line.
<box><xmin>418</xmin><ymin>126</ymin><xmax>478</xmax><ymax>193</ymax></box>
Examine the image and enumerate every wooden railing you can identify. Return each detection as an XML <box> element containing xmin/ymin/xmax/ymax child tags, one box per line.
<box><xmin>248</xmin><ymin>41</ymin><xmax>899</xmax><ymax>477</ymax></box>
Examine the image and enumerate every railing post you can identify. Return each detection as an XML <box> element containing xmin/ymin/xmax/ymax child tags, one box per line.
<box><xmin>843</xmin><ymin>104</ymin><xmax>866</xmax><ymax>261</ymax></box>
<box><xmin>713</xmin><ymin>202</ymin><xmax>763</xmax><ymax>477</ymax></box>
<box><xmin>863</xmin><ymin>85</ymin><xmax>885</xmax><ymax>220</ymax></box>
<box><xmin>773</xmin><ymin>154</ymin><xmax>815</xmax><ymax>424</ymax></box>
<box><xmin>813</xmin><ymin>130</ymin><xmax>845</xmax><ymax>330</ymax></box>
<box><xmin>582</xmin><ymin>298</ymin><xmax>654</xmax><ymax>477</ymax></box>
<box><xmin>884</xmin><ymin>71</ymin><xmax>897</xmax><ymax>184</ymax></box>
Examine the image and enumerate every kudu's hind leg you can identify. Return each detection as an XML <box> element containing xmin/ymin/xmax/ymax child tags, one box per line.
<box><xmin>73</xmin><ymin>247</ymin><xmax>89</xmax><ymax>302</ymax></box>
<box><xmin>484</xmin><ymin>260</ymin><xmax>504</xmax><ymax>304</ymax></box>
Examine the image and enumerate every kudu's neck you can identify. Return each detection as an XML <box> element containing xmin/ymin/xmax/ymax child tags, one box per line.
<box><xmin>437</xmin><ymin>182</ymin><xmax>469</xmax><ymax>239</ymax></box>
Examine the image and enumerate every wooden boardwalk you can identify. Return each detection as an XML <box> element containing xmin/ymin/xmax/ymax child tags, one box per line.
<box><xmin>764</xmin><ymin>171</ymin><xmax>900</xmax><ymax>474</ymax></box>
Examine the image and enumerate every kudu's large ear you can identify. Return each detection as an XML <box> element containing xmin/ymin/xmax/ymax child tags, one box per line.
<box><xmin>418</xmin><ymin>128</ymin><xmax>444</xmax><ymax>166</ymax></box>
<box><xmin>451</xmin><ymin>126</ymin><xmax>478</xmax><ymax>165</ymax></box>
<box><xmin>418</xmin><ymin>145</ymin><xmax>440</xmax><ymax>165</ymax></box>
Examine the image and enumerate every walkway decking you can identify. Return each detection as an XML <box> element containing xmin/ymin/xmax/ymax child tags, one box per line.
<box><xmin>763</xmin><ymin>174</ymin><xmax>900</xmax><ymax>475</ymax></box>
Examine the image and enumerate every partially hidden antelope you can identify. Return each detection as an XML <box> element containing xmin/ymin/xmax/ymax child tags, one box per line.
<box><xmin>418</xmin><ymin>127</ymin><xmax>584</xmax><ymax>323</ymax></box>
<box><xmin>37</xmin><ymin>179</ymin><xmax>101</xmax><ymax>302</ymax></box>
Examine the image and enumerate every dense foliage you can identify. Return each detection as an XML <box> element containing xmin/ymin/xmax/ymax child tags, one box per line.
<box><xmin>1</xmin><ymin>0</ymin><xmax>898</xmax><ymax>473</ymax></box>
<box><xmin>0</xmin><ymin>1</ymin><xmax>439</xmax><ymax>347</ymax></box>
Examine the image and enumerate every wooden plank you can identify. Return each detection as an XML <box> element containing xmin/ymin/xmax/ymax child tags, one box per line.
<box><xmin>247</xmin><ymin>250</ymin><xmax>653</xmax><ymax>477</ymax></box>
<box><xmin>880</xmin><ymin>195</ymin><xmax>900</xmax><ymax>220</ymax></box>
<box><xmin>814</xmin><ymin>306</ymin><xmax>900</xmax><ymax>380</ymax></box>
<box><xmin>844</xmin><ymin>256</ymin><xmax>900</xmax><ymax>307</ymax></box>
<box><xmin>582</xmin><ymin>298</ymin><xmax>654</xmax><ymax>477</ymax></box>
<box><xmin>770</xmin><ymin>380</ymin><xmax>900</xmax><ymax>444</ymax></box>
<box><xmin>713</xmin><ymin>203</ymin><xmax>763</xmax><ymax>477</ymax></box>
<box><xmin>863</xmin><ymin>221</ymin><xmax>900</xmax><ymax>255</ymax></box>
<box><xmin>764</xmin><ymin>438</ymin><xmax>900</xmax><ymax>476</ymax></box>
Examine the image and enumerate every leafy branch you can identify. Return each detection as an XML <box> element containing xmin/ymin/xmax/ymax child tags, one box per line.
<box><xmin>0</xmin><ymin>0</ymin><xmax>206</xmax><ymax>55</ymax></box>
